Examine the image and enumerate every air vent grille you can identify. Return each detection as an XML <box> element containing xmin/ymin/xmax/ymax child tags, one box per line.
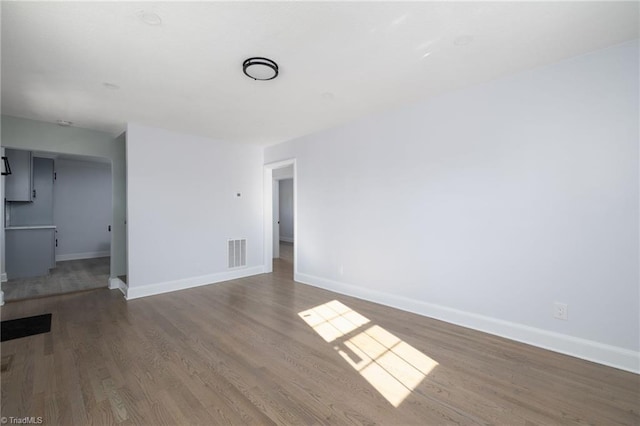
<box><xmin>228</xmin><ymin>239</ymin><xmax>247</xmax><ymax>268</ymax></box>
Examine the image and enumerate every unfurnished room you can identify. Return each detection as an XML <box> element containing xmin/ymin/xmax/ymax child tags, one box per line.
<box><xmin>0</xmin><ymin>1</ymin><xmax>638</xmax><ymax>425</ymax></box>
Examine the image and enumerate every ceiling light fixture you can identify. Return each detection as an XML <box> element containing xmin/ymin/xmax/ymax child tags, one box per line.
<box><xmin>57</xmin><ymin>120</ymin><xmax>73</xmax><ymax>127</ymax></box>
<box><xmin>243</xmin><ymin>57</ymin><xmax>279</xmax><ymax>81</ymax></box>
<box><xmin>321</xmin><ymin>92</ymin><xmax>335</xmax><ymax>100</ymax></box>
<box><xmin>137</xmin><ymin>11</ymin><xmax>162</xmax><ymax>26</ymax></box>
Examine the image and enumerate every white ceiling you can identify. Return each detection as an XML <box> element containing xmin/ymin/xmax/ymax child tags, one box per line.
<box><xmin>2</xmin><ymin>2</ymin><xmax>638</xmax><ymax>146</ymax></box>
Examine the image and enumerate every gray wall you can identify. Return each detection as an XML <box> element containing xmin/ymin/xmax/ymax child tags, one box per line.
<box><xmin>54</xmin><ymin>158</ymin><xmax>112</xmax><ymax>260</ymax></box>
<box><xmin>278</xmin><ymin>179</ymin><xmax>294</xmax><ymax>242</ymax></box>
<box><xmin>1</xmin><ymin>116</ymin><xmax>126</xmax><ymax>281</ymax></box>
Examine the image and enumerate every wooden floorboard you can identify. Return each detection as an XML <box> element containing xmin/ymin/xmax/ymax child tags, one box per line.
<box><xmin>2</xmin><ymin>257</ymin><xmax>110</xmax><ymax>302</ymax></box>
<box><xmin>1</xmin><ymin>257</ymin><xmax>638</xmax><ymax>425</ymax></box>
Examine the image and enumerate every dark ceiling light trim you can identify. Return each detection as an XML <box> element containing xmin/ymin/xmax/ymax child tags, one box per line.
<box><xmin>243</xmin><ymin>57</ymin><xmax>279</xmax><ymax>81</ymax></box>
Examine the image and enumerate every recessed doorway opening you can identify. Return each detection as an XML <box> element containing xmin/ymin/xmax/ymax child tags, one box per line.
<box><xmin>263</xmin><ymin>159</ymin><xmax>296</xmax><ymax>277</ymax></box>
<box><xmin>2</xmin><ymin>150</ymin><xmax>113</xmax><ymax>302</ymax></box>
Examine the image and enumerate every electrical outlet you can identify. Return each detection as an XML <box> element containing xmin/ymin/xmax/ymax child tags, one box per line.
<box><xmin>553</xmin><ymin>302</ymin><xmax>568</xmax><ymax>320</ymax></box>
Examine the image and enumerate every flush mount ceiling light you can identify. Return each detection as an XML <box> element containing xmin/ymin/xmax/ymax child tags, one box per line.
<box><xmin>243</xmin><ymin>57</ymin><xmax>279</xmax><ymax>81</ymax></box>
<box><xmin>321</xmin><ymin>91</ymin><xmax>335</xmax><ymax>100</ymax></box>
<box><xmin>56</xmin><ymin>120</ymin><xmax>73</xmax><ymax>127</ymax></box>
<box><xmin>137</xmin><ymin>11</ymin><xmax>162</xmax><ymax>26</ymax></box>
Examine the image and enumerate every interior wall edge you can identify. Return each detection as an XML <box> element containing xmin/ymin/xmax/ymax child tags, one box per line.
<box><xmin>294</xmin><ymin>271</ymin><xmax>640</xmax><ymax>374</ymax></box>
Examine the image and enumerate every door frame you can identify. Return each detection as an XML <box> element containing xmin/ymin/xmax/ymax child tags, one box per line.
<box><xmin>272</xmin><ymin>179</ymin><xmax>279</xmax><ymax>259</ymax></box>
<box><xmin>263</xmin><ymin>158</ymin><xmax>296</xmax><ymax>274</ymax></box>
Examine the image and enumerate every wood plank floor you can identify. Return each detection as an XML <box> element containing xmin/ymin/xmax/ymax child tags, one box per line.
<box><xmin>2</xmin><ymin>257</ymin><xmax>110</xmax><ymax>302</ymax></box>
<box><xmin>1</xmin><ymin>257</ymin><xmax>638</xmax><ymax>425</ymax></box>
<box><xmin>279</xmin><ymin>241</ymin><xmax>293</xmax><ymax>263</ymax></box>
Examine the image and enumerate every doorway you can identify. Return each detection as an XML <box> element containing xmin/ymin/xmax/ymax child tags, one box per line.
<box><xmin>264</xmin><ymin>159</ymin><xmax>296</xmax><ymax>277</ymax></box>
<box><xmin>277</xmin><ymin>177</ymin><xmax>294</xmax><ymax>263</ymax></box>
<box><xmin>2</xmin><ymin>150</ymin><xmax>113</xmax><ymax>301</ymax></box>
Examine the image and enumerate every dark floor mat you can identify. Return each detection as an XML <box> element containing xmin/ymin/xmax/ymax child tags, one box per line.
<box><xmin>1</xmin><ymin>313</ymin><xmax>52</xmax><ymax>342</ymax></box>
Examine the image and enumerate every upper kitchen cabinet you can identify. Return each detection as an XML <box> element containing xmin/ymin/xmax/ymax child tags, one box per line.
<box><xmin>8</xmin><ymin>157</ymin><xmax>55</xmax><ymax>226</ymax></box>
<box><xmin>4</xmin><ymin>148</ymin><xmax>33</xmax><ymax>201</ymax></box>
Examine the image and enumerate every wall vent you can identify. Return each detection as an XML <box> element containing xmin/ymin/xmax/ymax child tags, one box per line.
<box><xmin>228</xmin><ymin>239</ymin><xmax>247</xmax><ymax>268</ymax></box>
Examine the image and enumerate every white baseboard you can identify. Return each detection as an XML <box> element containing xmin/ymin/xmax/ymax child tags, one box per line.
<box><xmin>1</xmin><ymin>272</ymin><xmax>7</xmax><ymax>282</ymax></box>
<box><xmin>279</xmin><ymin>236</ymin><xmax>294</xmax><ymax>243</ymax></box>
<box><xmin>294</xmin><ymin>272</ymin><xmax>640</xmax><ymax>375</ymax></box>
<box><xmin>109</xmin><ymin>277</ymin><xmax>128</xmax><ymax>298</ymax></box>
<box><xmin>108</xmin><ymin>277</ymin><xmax>123</xmax><ymax>290</ymax></box>
<box><xmin>119</xmin><ymin>283</ymin><xmax>128</xmax><ymax>298</ymax></box>
<box><xmin>125</xmin><ymin>266</ymin><xmax>265</xmax><ymax>300</ymax></box>
<box><xmin>56</xmin><ymin>251</ymin><xmax>110</xmax><ymax>262</ymax></box>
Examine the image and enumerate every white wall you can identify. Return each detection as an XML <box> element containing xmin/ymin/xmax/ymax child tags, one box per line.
<box><xmin>265</xmin><ymin>41</ymin><xmax>640</xmax><ymax>372</ymax></box>
<box><xmin>54</xmin><ymin>158</ymin><xmax>112</xmax><ymax>260</ymax></box>
<box><xmin>279</xmin><ymin>179</ymin><xmax>294</xmax><ymax>242</ymax></box>
<box><xmin>125</xmin><ymin>123</ymin><xmax>264</xmax><ymax>298</ymax></box>
<box><xmin>0</xmin><ymin>116</ymin><xmax>127</xmax><ymax>281</ymax></box>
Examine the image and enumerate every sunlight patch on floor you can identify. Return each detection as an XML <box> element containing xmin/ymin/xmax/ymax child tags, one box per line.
<box><xmin>299</xmin><ymin>300</ymin><xmax>438</xmax><ymax>407</ymax></box>
<box><xmin>299</xmin><ymin>299</ymin><xmax>370</xmax><ymax>342</ymax></box>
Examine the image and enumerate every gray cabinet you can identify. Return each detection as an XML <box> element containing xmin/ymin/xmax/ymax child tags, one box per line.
<box><xmin>8</xmin><ymin>158</ymin><xmax>54</xmax><ymax>225</ymax></box>
<box><xmin>4</xmin><ymin>154</ymin><xmax>57</xmax><ymax>279</ymax></box>
<box><xmin>5</xmin><ymin>227</ymin><xmax>56</xmax><ymax>279</ymax></box>
<box><xmin>4</xmin><ymin>149</ymin><xmax>33</xmax><ymax>202</ymax></box>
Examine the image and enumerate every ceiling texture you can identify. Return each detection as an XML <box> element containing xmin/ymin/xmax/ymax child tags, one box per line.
<box><xmin>2</xmin><ymin>1</ymin><xmax>638</xmax><ymax>146</ymax></box>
